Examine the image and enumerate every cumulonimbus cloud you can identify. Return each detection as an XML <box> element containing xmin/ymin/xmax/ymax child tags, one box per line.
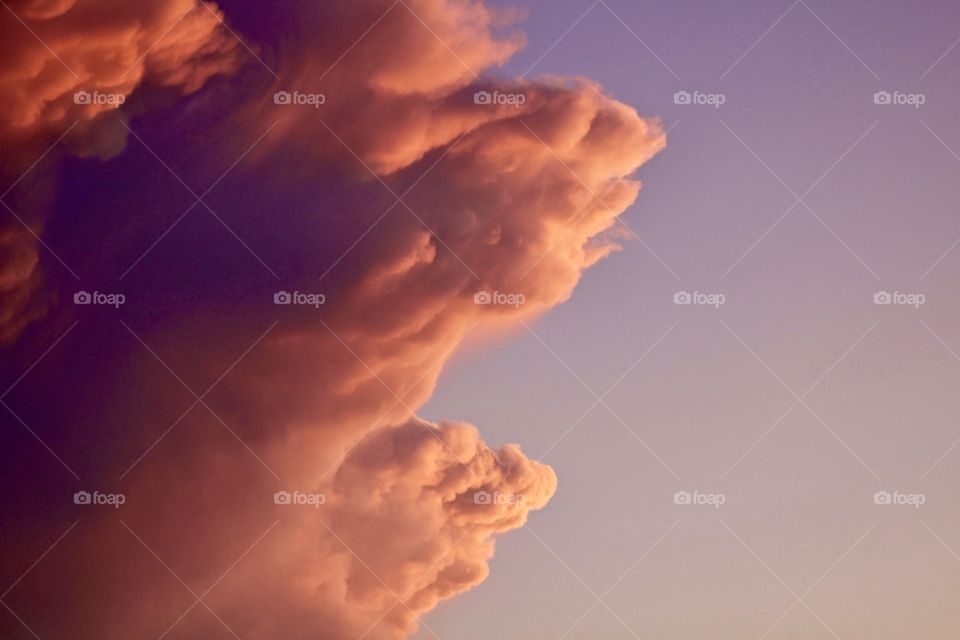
<box><xmin>0</xmin><ymin>1</ymin><xmax>664</xmax><ymax>638</ymax></box>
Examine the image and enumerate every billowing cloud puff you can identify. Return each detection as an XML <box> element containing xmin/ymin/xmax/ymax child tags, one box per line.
<box><xmin>285</xmin><ymin>419</ymin><xmax>556</xmax><ymax>639</ymax></box>
<box><xmin>0</xmin><ymin>0</ymin><xmax>664</xmax><ymax>639</ymax></box>
<box><xmin>190</xmin><ymin>420</ymin><xmax>554</xmax><ymax>640</ymax></box>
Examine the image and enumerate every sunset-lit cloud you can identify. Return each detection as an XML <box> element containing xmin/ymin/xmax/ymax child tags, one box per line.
<box><xmin>0</xmin><ymin>0</ymin><xmax>664</xmax><ymax>638</ymax></box>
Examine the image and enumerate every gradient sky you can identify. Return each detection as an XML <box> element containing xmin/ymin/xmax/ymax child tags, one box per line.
<box><xmin>3</xmin><ymin>1</ymin><xmax>960</xmax><ymax>640</ymax></box>
<box><xmin>418</xmin><ymin>1</ymin><xmax>960</xmax><ymax>639</ymax></box>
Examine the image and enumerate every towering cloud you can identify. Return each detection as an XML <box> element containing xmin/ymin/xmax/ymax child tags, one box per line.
<box><xmin>0</xmin><ymin>1</ymin><xmax>664</xmax><ymax>638</ymax></box>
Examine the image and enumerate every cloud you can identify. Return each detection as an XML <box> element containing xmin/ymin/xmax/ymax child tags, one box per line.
<box><xmin>0</xmin><ymin>0</ymin><xmax>241</xmax><ymax>147</ymax></box>
<box><xmin>0</xmin><ymin>0</ymin><xmax>241</xmax><ymax>346</ymax></box>
<box><xmin>212</xmin><ymin>420</ymin><xmax>555</xmax><ymax>640</ymax></box>
<box><xmin>0</xmin><ymin>0</ymin><xmax>664</xmax><ymax>638</ymax></box>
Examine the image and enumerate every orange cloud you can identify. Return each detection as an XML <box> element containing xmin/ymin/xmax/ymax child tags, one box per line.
<box><xmin>0</xmin><ymin>1</ymin><xmax>664</xmax><ymax>639</ymax></box>
<box><xmin>222</xmin><ymin>420</ymin><xmax>555</xmax><ymax>640</ymax></box>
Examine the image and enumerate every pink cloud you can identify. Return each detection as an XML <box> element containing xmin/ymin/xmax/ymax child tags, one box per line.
<box><xmin>0</xmin><ymin>1</ymin><xmax>665</xmax><ymax>638</ymax></box>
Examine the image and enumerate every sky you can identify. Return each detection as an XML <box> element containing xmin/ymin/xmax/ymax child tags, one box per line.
<box><xmin>2</xmin><ymin>1</ymin><xmax>960</xmax><ymax>640</ymax></box>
